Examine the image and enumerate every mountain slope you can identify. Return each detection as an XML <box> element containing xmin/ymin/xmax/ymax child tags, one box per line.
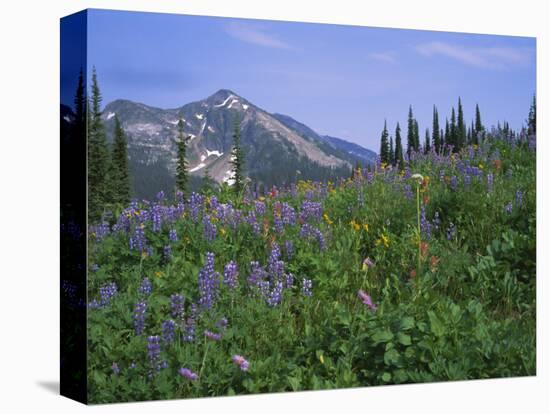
<box><xmin>102</xmin><ymin>90</ymin><xmax>372</xmax><ymax>199</ymax></box>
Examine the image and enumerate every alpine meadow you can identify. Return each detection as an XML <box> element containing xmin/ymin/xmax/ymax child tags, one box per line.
<box><xmin>60</xmin><ymin>9</ymin><xmax>536</xmax><ymax>404</ymax></box>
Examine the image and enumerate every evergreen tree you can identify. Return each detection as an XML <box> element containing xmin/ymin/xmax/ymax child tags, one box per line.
<box><xmin>111</xmin><ymin>115</ymin><xmax>131</xmax><ymax>205</ymax></box>
<box><xmin>379</xmin><ymin>120</ymin><xmax>390</xmax><ymax>165</ymax></box>
<box><xmin>457</xmin><ymin>97</ymin><xmax>466</xmax><ymax>150</ymax></box>
<box><xmin>407</xmin><ymin>106</ymin><xmax>415</xmax><ymax>158</ymax></box>
<box><xmin>424</xmin><ymin>128</ymin><xmax>430</xmax><ymax>154</ymax></box>
<box><xmin>394</xmin><ymin>122</ymin><xmax>404</xmax><ymax>168</ymax></box>
<box><xmin>389</xmin><ymin>135</ymin><xmax>395</xmax><ymax>165</ymax></box>
<box><xmin>527</xmin><ymin>94</ymin><xmax>536</xmax><ymax>135</ymax></box>
<box><xmin>230</xmin><ymin>116</ymin><xmax>246</xmax><ymax>196</ymax></box>
<box><xmin>470</xmin><ymin>120</ymin><xmax>475</xmax><ymax>145</ymax></box>
<box><xmin>201</xmin><ymin>166</ymin><xmax>215</xmax><ymax>195</ymax></box>
<box><xmin>432</xmin><ymin>105</ymin><xmax>440</xmax><ymax>154</ymax></box>
<box><xmin>440</xmin><ymin>128</ymin><xmax>445</xmax><ymax>150</ymax></box>
<box><xmin>87</xmin><ymin>67</ymin><xmax>111</xmax><ymax>222</ymax></box>
<box><xmin>449</xmin><ymin>108</ymin><xmax>457</xmax><ymax>151</ymax></box>
<box><xmin>73</xmin><ymin>68</ymin><xmax>86</xmax><ymax>138</ymax></box>
<box><xmin>175</xmin><ymin>119</ymin><xmax>189</xmax><ymax>197</ymax></box>
<box><xmin>475</xmin><ymin>103</ymin><xmax>483</xmax><ymax>143</ymax></box>
<box><xmin>414</xmin><ymin>119</ymin><xmax>420</xmax><ymax>151</ymax></box>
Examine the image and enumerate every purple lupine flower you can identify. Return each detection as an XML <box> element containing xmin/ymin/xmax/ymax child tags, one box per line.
<box><xmin>464</xmin><ymin>174</ymin><xmax>471</xmax><ymax>189</ymax></box>
<box><xmin>133</xmin><ymin>301</ymin><xmax>147</xmax><ymax>336</ymax></box>
<box><xmin>163</xmin><ymin>245</ymin><xmax>172</xmax><ymax>261</ymax></box>
<box><xmin>147</xmin><ymin>335</ymin><xmax>162</xmax><ymax>375</ymax></box>
<box><xmin>284</xmin><ymin>273</ymin><xmax>294</xmax><ymax>289</ymax></box>
<box><xmin>216</xmin><ymin>317</ymin><xmax>229</xmax><ymax>329</ymax></box>
<box><xmin>267</xmin><ymin>243</ymin><xmax>285</xmax><ymax>281</ymax></box>
<box><xmin>450</xmin><ymin>175</ymin><xmax>458</xmax><ymax>191</ymax></box>
<box><xmin>111</xmin><ymin>362</ymin><xmax>120</xmax><ymax>375</ymax></box>
<box><xmin>516</xmin><ymin>190</ymin><xmax>524</xmax><ymax>207</ymax></box>
<box><xmin>439</xmin><ymin>170</ymin><xmax>445</xmax><ymax>182</ymax></box>
<box><xmin>170</xmin><ymin>294</ymin><xmax>185</xmax><ymax>319</ymax></box>
<box><xmin>255</xmin><ymin>200</ymin><xmax>266</xmax><ymax>216</ymax></box>
<box><xmin>179</xmin><ymin>367</ymin><xmax>199</xmax><ymax>381</ymax></box>
<box><xmin>247</xmin><ymin>261</ymin><xmax>268</xmax><ymax>288</ymax></box>
<box><xmin>487</xmin><ymin>173</ymin><xmax>494</xmax><ymax>192</ymax></box>
<box><xmin>91</xmin><ymin>222</ymin><xmax>110</xmax><ymax>242</ymax></box>
<box><xmin>98</xmin><ymin>282</ymin><xmax>118</xmax><ymax>307</ymax></box>
<box><xmin>446</xmin><ymin>222</ymin><xmax>456</xmax><ymax>241</ymax></box>
<box><xmin>403</xmin><ymin>184</ymin><xmax>413</xmax><ymax>200</ymax></box>
<box><xmin>432</xmin><ymin>211</ymin><xmax>441</xmax><ymax>230</ymax></box>
<box><xmin>420</xmin><ymin>206</ymin><xmax>432</xmax><ymax>240</ymax></box>
<box><xmin>284</xmin><ymin>240</ymin><xmax>294</xmax><ymax>260</ymax></box>
<box><xmin>357</xmin><ymin>289</ymin><xmax>377</xmax><ymax>311</ymax></box>
<box><xmin>300</xmin><ymin>201</ymin><xmax>323</xmax><ymax>222</ymax></box>
<box><xmin>273</xmin><ymin>213</ymin><xmax>284</xmax><ymax>234</ymax></box>
<box><xmin>189</xmin><ymin>193</ymin><xmax>204</xmax><ymax>222</ymax></box>
<box><xmin>129</xmin><ymin>225</ymin><xmax>147</xmax><ymax>252</ymax></box>
<box><xmin>504</xmin><ymin>202</ymin><xmax>513</xmax><ymax>214</ymax></box>
<box><xmin>198</xmin><ymin>252</ymin><xmax>220</xmax><ymax>309</ymax></box>
<box><xmin>169</xmin><ymin>228</ymin><xmax>178</xmax><ymax>242</ymax></box>
<box><xmin>138</xmin><ymin>277</ymin><xmax>152</xmax><ymax>296</ymax></box>
<box><xmin>266</xmin><ymin>281</ymin><xmax>284</xmax><ymax>307</ymax></box>
<box><xmin>300</xmin><ymin>224</ymin><xmax>326</xmax><ymax>250</ymax></box>
<box><xmin>162</xmin><ymin>319</ymin><xmax>176</xmax><ymax>344</ymax></box>
<box><xmin>302</xmin><ymin>278</ymin><xmax>313</xmax><ymax>297</ymax></box>
<box><xmin>245</xmin><ymin>210</ymin><xmax>261</xmax><ymax>235</ymax></box>
<box><xmin>232</xmin><ymin>355</ymin><xmax>249</xmax><ymax>372</ymax></box>
<box><xmin>281</xmin><ymin>202</ymin><xmax>297</xmax><ymax>226</ymax></box>
<box><xmin>151</xmin><ymin>204</ymin><xmax>163</xmax><ymax>232</ymax></box>
<box><xmin>91</xmin><ymin>263</ymin><xmax>99</xmax><ymax>272</ymax></box>
<box><xmin>203</xmin><ymin>214</ymin><xmax>217</xmax><ymax>242</ymax></box>
<box><xmin>204</xmin><ymin>330</ymin><xmax>222</xmax><ymax>341</ymax></box>
<box><xmin>210</xmin><ymin>195</ymin><xmax>219</xmax><ymax>211</ymax></box>
<box><xmin>223</xmin><ymin>261</ymin><xmax>239</xmax><ymax>290</ymax></box>
<box><xmin>156</xmin><ymin>191</ymin><xmax>165</xmax><ymax>202</ymax></box>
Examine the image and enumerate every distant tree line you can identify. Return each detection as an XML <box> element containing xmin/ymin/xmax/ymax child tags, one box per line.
<box><xmin>378</xmin><ymin>95</ymin><xmax>536</xmax><ymax>168</ymax></box>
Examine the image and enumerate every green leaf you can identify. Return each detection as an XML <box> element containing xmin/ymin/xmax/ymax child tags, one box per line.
<box><xmin>381</xmin><ymin>372</ymin><xmax>392</xmax><ymax>382</ymax></box>
<box><xmin>399</xmin><ymin>316</ymin><xmax>415</xmax><ymax>331</ymax></box>
<box><xmin>372</xmin><ymin>329</ymin><xmax>394</xmax><ymax>344</ymax></box>
<box><xmin>288</xmin><ymin>376</ymin><xmax>301</xmax><ymax>391</ymax></box>
<box><xmin>384</xmin><ymin>348</ymin><xmax>400</xmax><ymax>366</ymax></box>
<box><xmin>428</xmin><ymin>311</ymin><xmax>445</xmax><ymax>337</ymax></box>
<box><xmin>396</xmin><ymin>332</ymin><xmax>412</xmax><ymax>346</ymax></box>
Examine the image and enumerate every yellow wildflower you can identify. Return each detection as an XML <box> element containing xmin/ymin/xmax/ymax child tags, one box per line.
<box><xmin>323</xmin><ymin>213</ymin><xmax>333</xmax><ymax>225</ymax></box>
<box><xmin>350</xmin><ymin>220</ymin><xmax>360</xmax><ymax>231</ymax></box>
<box><xmin>155</xmin><ymin>271</ymin><xmax>163</xmax><ymax>278</ymax></box>
<box><xmin>220</xmin><ymin>228</ymin><xmax>226</xmax><ymax>236</ymax></box>
<box><xmin>363</xmin><ymin>223</ymin><xmax>369</xmax><ymax>232</ymax></box>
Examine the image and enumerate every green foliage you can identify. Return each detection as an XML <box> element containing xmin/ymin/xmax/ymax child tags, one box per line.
<box><xmin>86</xmin><ymin>137</ymin><xmax>535</xmax><ymax>403</ymax></box>
<box><xmin>110</xmin><ymin>116</ymin><xmax>131</xmax><ymax>206</ymax></box>
<box><xmin>230</xmin><ymin>117</ymin><xmax>246</xmax><ymax>197</ymax></box>
<box><xmin>88</xmin><ymin>67</ymin><xmax>112</xmax><ymax>222</ymax></box>
<box><xmin>175</xmin><ymin>119</ymin><xmax>189</xmax><ymax>197</ymax></box>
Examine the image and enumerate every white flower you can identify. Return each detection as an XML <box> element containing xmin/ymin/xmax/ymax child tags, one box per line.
<box><xmin>411</xmin><ymin>173</ymin><xmax>424</xmax><ymax>183</ymax></box>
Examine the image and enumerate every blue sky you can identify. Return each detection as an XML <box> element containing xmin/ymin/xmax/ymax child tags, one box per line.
<box><xmin>82</xmin><ymin>9</ymin><xmax>535</xmax><ymax>151</ymax></box>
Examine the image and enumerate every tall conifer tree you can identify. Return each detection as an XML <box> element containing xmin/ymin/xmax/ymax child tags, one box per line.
<box><xmin>111</xmin><ymin>116</ymin><xmax>131</xmax><ymax>205</ymax></box>
<box><xmin>394</xmin><ymin>122</ymin><xmax>404</xmax><ymax>168</ymax></box>
<box><xmin>175</xmin><ymin>119</ymin><xmax>189</xmax><ymax>197</ymax></box>
<box><xmin>87</xmin><ymin>67</ymin><xmax>111</xmax><ymax>221</ymax></box>
<box><xmin>389</xmin><ymin>135</ymin><xmax>395</xmax><ymax>165</ymax></box>
<box><xmin>231</xmin><ymin>116</ymin><xmax>246</xmax><ymax>196</ymax></box>
<box><xmin>424</xmin><ymin>128</ymin><xmax>430</xmax><ymax>154</ymax></box>
<box><xmin>527</xmin><ymin>94</ymin><xmax>536</xmax><ymax>135</ymax></box>
<box><xmin>432</xmin><ymin>105</ymin><xmax>440</xmax><ymax>154</ymax></box>
<box><xmin>407</xmin><ymin>106</ymin><xmax>415</xmax><ymax>158</ymax></box>
<box><xmin>457</xmin><ymin>97</ymin><xmax>466</xmax><ymax>150</ymax></box>
<box><xmin>379</xmin><ymin>120</ymin><xmax>390</xmax><ymax>164</ymax></box>
<box><xmin>450</xmin><ymin>108</ymin><xmax>457</xmax><ymax>151</ymax></box>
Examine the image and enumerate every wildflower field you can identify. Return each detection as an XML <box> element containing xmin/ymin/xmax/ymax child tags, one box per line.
<box><xmin>83</xmin><ymin>138</ymin><xmax>535</xmax><ymax>403</ymax></box>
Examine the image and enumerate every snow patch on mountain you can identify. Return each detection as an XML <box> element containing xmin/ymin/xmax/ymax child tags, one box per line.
<box><xmin>206</xmin><ymin>149</ymin><xmax>223</xmax><ymax>157</ymax></box>
<box><xmin>63</xmin><ymin>115</ymin><xmax>72</xmax><ymax>123</ymax></box>
<box><xmin>195</xmin><ymin>113</ymin><xmax>204</xmax><ymax>120</ymax></box>
<box><xmin>227</xmin><ymin>99</ymin><xmax>239</xmax><ymax>109</ymax></box>
<box><xmin>242</xmin><ymin>104</ymin><xmax>249</xmax><ymax>110</ymax></box>
<box><xmin>214</xmin><ymin>95</ymin><xmax>235</xmax><ymax>108</ymax></box>
<box><xmin>106</xmin><ymin>112</ymin><xmax>115</xmax><ymax>120</ymax></box>
<box><xmin>189</xmin><ymin>162</ymin><xmax>206</xmax><ymax>172</ymax></box>
<box><xmin>207</xmin><ymin>125</ymin><xmax>215</xmax><ymax>133</ymax></box>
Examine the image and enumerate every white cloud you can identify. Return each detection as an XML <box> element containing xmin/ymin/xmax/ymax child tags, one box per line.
<box><xmin>416</xmin><ymin>41</ymin><xmax>532</xmax><ymax>69</ymax></box>
<box><xmin>368</xmin><ymin>52</ymin><xmax>397</xmax><ymax>64</ymax></box>
<box><xmin>226</xmin><ymin>22</ymin><xmax>294</xmax><ymax>50</ymax></box>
